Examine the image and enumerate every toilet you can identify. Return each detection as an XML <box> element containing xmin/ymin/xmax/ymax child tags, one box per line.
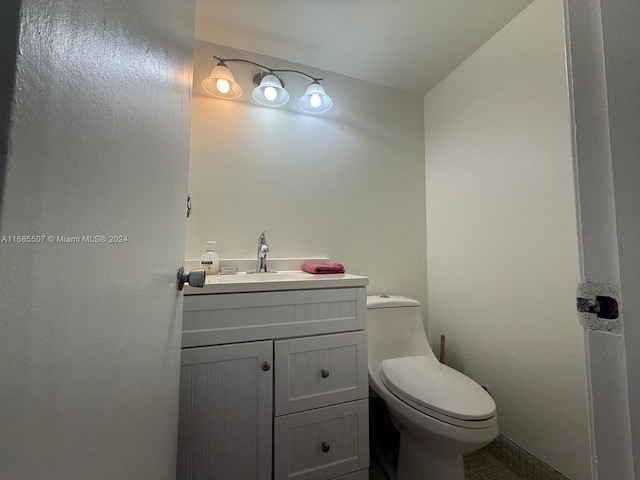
<box><xmin>367</xmin><ymin>295</ymin><xmax>498</xmax><ymax>480</ymax></box>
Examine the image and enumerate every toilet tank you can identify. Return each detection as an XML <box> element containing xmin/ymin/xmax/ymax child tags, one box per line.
<box><xmin>366</xmin><ymin>295</ymin><xmax>436</xmax><ymax>363</ymax></box>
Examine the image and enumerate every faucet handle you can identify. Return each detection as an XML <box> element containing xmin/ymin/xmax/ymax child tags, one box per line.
<box><xmin>258</xmin><ymin>231</ymin><xmax>267</xmax><ymax>244</ymax></box>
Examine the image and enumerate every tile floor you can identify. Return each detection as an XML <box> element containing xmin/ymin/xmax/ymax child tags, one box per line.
<box><xmin>464</xmin><ymin>448</ymin><xmax>521</xmax><ymax>480</ymax></box>
<box><xmin>369</xmin><ymin>447</ymin><xmax>521</xmax><ymax>480</ymax></box>
<box><xmin>486</xmin><ymin>435</ymin><xmax>568</xmax><ymax>480</ymax></box>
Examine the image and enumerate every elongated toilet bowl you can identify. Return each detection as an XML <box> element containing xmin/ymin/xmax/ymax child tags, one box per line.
<box><xmin>367</xmin><ymin>295</ymin><xmax>498</xmax><ymax>480</ymax></box>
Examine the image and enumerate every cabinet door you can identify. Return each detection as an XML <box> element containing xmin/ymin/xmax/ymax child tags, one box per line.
<box><xmin>330</xmin><ymin>471</ymin><xmax>369</xmax><ymax>480</ymax></box>
<box><xmin>177</xmin><ymin>341</ymin><xmax>273</xmax><ymax>480</ymax></box>
<box><xmin>274</xmin><ymin>332</ymin><xmax>368</xmax><ymax>415</ymax></box>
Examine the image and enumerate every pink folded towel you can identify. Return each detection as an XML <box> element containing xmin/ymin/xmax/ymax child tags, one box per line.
<box><xmin>302</xmin><ymin>262</ymin><xmax>346</xmax><ymax>274</ymax></box>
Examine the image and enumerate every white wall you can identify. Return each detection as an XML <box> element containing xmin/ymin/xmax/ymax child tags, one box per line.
<box><xmin>187</xmin><ymin>41</ymin><xmax>428</xmax><ymax>308</ymax></box>
<box><xmin>423</xmin><ymin>0</ymin><xmax>589</xmax><ymax>478</ymax></box>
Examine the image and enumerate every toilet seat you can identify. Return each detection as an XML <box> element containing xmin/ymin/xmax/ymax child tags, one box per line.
<box><xmin>380</xmin><ymin>356</ymin><xmax>496</xmax><ymax>429</ymax></box>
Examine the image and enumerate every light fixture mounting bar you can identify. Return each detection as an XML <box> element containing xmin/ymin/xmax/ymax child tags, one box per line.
<box><xmin>211</xmin><ymin>55</ymin><xmax>323</xmax><ymax>82</ymax></box>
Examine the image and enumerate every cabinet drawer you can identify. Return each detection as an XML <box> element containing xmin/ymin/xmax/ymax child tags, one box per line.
<box><xmin>274</xmin><ymin>332</ymin><xmax>368</xmax><ymax>415</ymax></box>
<box><xmin>183</xmin><ymin>287</ymin><xmax>366</xmax><ymax>347</ymax></box>
<box><xmin>274</xmin><ymin>399</ymin><xmax>369</xmax><ymax>480</ymax></box>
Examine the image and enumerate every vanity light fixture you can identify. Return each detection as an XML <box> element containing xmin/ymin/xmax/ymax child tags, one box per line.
<box><xmin>202</xmin><ymin>55</ymin><xmax>333</xmax><ymax>114</ymax></box>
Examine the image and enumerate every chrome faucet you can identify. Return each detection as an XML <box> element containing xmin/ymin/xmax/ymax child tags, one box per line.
<box><xmin>256</xmin><ymin>231</ymin><xmax>269</xmax><ymax>273</ymax></box>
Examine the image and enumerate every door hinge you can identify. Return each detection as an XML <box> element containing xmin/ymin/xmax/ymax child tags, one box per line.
<box><xmin>576</xmin><ymin>281</ymin><xmax>622</xmax><ymax>333</ymax></box>
<box><xmin>577</xmin><ymin>296</ymin><xmax>619</xmax><ymax>319</ymax></box>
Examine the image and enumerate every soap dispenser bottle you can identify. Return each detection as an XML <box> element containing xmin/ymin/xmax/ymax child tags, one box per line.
<box><xmin>200</xmin><ymin>240</ymin><xmax>220</xmax><ymax>275</ymax></box>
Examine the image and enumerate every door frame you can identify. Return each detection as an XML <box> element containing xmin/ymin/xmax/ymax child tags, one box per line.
<box><xmin>564</xmin><ymin>0</ymin><xmax>640</xmax><ymax>477</ymax></box>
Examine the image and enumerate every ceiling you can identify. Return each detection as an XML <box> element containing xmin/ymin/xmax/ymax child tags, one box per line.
<box><xmin>194</xmin><ymin>0</ymin><xmax>533</xmax><ymax>95</ymax></box>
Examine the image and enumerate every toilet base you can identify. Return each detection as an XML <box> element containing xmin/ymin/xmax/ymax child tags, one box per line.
<box><xmin>397</xmin><ymin>432</ymin><xmax>465</xmax><ymax>480</ymax></box>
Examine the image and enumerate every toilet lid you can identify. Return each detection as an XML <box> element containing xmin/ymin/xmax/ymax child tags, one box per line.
<box><xmin>380</xmin><ymin>356</ymin><xmax>496</xmax><ymax>421</ymax></box>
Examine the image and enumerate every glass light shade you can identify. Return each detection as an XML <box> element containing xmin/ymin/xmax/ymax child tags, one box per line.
<box><xmin>252</xmin><ymin>74</ymin><xmax>289</xmax><ymax>107</ymax></box>
<box><xmin>202</xmin><ymin>64</ymin><xmax>243</xmax><ymax>99</ymax></box>
<box><xmin>298</xmin><ymin>82</ymin><xmax>333</xmax><ymax>114</ymax></box>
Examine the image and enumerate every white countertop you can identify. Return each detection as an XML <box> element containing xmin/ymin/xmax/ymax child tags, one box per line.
<box><xmin>184</xmin><ymin>271</ymin><xmax>369</xmax><ymax>295</ymax></box>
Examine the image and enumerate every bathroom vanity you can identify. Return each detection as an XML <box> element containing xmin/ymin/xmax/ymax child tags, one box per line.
<box><xmin>178</xmin><ymin>272</ymin><xmax>370</xmax><ymax>480</ymax></box>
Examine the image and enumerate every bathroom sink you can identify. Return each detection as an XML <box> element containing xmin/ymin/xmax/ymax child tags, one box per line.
<box><xmin>217</xmin><ymin>271</ymin><xmax>324</xmax><ymax>283</ymax></box>
<box><xmin>184</xmin><ymin>270</ymin><xmax>368</xmax><ymax>294</ymax></box>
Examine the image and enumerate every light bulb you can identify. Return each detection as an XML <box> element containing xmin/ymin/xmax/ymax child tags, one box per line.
<box><xmin>264</xmin><ymin>86</ymin><xmax>277</xmax><ymax>102</ymax></box>
<box><xmin>216</xmin><ymin>78</ymin><xmax>230</xmax><ymax>94</ymax></box>
<box><xmin>309</xmin><ymin>93</ymin><xmax>322</xmax><ymax>109</ymax></box>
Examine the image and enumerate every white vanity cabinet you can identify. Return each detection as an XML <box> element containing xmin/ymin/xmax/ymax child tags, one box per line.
<box><xmin>177</xmin><ymin>276</ymin><xmax>369</xmax><ymax>480</ymax></box>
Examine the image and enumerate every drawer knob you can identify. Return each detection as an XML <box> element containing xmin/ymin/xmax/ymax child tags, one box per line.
<box><xmin>321</xmin><ymin>441</ymin><xmax>330</xmax><ymax>453</ymax></box>
<box><xmin>261</xmin><ymin>361</ymin><xmax>271</xmax><ymax>371</ymax></box>
<box><xmin>321</xmin><ymin>369</ymin><xmax>330</xmax><ymax>379</ymax></box>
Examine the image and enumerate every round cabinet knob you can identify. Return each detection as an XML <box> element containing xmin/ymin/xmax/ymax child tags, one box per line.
<box><xmin>321</xmin><ymin>369</ymin><xmax>330</xmax><ymax>379</ymax></box>
<box><xmin>261</xmin><ymin>361</ymin><xmax>271</xmax><ymax>371</ymax></box>
<box><xmin>321</xmin><ymin>441</ymin><xmax>330</xmax><ymax>453</ymax></box>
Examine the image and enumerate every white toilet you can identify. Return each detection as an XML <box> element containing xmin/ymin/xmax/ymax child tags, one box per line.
<box><xmin>367</xmin><ymin>295</ymin><xmax>498</xmax><ymax>480</ymax></box>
